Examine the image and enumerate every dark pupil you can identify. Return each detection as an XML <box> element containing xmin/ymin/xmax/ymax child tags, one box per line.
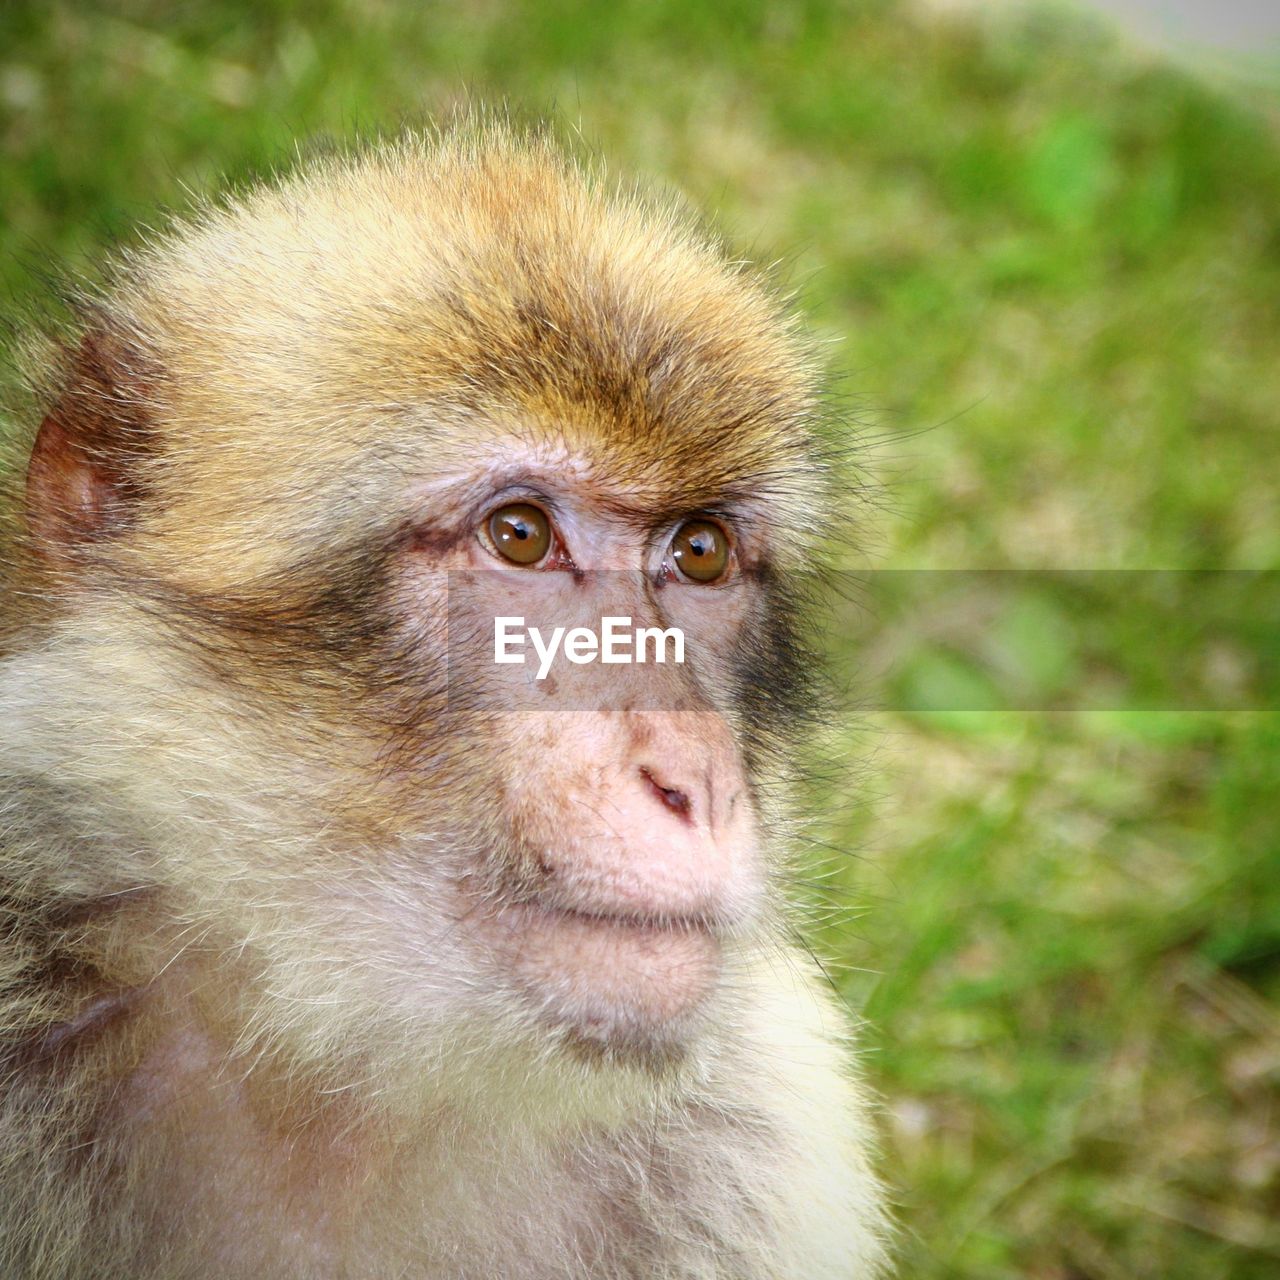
<box><xmin>689</xmin><ymin>535</ymin><xmax>711</xmax><ymax>557</ymax></box>
<box><xmin>510</xmin><ymin>519</ymin><xmax>532</xmax><ymax>541</ymax></box>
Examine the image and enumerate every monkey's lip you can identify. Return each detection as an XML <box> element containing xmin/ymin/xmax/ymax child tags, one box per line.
<box><xmin>510</xmin><ymin>897</ymin><xmax>722</xmax><ymax>935</ymax></box>
<box><xmin>482</xmin><ymin>897</ymin><xmax>724</xmax><ymax>1034</ymax></box>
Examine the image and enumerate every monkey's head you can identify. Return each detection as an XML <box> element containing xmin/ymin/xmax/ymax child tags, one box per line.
<box><xmin>14</xmin><ymin>127</ymin><xmax>831</xmax><ymax>1105</ymax></box>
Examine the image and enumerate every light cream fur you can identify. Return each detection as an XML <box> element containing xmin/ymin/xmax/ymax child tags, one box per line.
<box><xmin>0</xmin><ymin>122</ymin><xmax>890</xmax><ymax>1278</ymax></box>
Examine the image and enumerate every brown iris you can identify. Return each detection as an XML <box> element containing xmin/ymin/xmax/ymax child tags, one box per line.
<box><xmin>488</xmin><ymin>503</ymin><xmax>552</xmax><ymax>565</ymax></box>
<box><xmin>670</xmin><ymin>519</ymin><xmax>730</xmax><ymax>583</ymax></box>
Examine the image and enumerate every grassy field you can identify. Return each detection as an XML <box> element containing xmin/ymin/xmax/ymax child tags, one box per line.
<box><xmin>2</xmin><ymin>1</ymin><xmax>1277</xmax><ymax>1276</ymax></box>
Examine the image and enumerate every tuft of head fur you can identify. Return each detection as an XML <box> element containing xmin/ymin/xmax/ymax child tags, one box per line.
<box><xmin>1</xmin><ymin>120</ymin><xmax>889</xmax><ymax>1278</ymax></box>
<box><xmin>9</xmin><ymin>123</ymin><xmax>824</xmax><ymax>586</ymax></box>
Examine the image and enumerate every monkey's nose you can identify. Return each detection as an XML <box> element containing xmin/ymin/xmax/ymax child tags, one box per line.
<box><xmin>639</xmin><ymin>767</ymin><xmax>693</xmax><ymax>825</ymax></box>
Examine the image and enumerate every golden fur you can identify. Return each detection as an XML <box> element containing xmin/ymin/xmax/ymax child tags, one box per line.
<box><xmin>0</xmin><ymin>122</ymin><xmax>889</xmax><ymax>1278</ymax></box>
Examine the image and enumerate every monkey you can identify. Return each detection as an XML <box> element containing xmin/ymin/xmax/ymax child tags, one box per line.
<box><xmin>0</xmin><ymin>122</ymin><xmax>890</xmax><ymax>1279</ymax></box>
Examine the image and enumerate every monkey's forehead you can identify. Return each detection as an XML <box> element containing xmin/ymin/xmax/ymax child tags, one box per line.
<box><xmin>68</xmin><ymin>131</ymin><xmax>831</xmax><ymax>582</ymax></box>
<box><xmin>115</xmin><ymin>135</ymin><xmax>818</xmax><ymax>452</ymax></box>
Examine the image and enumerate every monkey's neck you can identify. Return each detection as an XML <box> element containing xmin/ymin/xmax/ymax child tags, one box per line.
<box><xmin>38</xmin><ymin>990</ymin><xmax>781</xmax><ymax>1280</ymax></box>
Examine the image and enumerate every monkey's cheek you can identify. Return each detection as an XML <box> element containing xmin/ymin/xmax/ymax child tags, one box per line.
<box><xmin>497</xmin><ymin>907</ymin><xmax>723</xmax><ymax>1039</ymax></box>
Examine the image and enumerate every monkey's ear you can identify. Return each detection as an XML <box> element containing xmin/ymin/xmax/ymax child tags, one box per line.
<box><xmin>25</xmin><ymin>414</ymin><xmax>119</xmax><ymax>556</ymax></box>
<box><xmin>24</xmin><ymin>330</ymin><xmax>155</xmax><ymax>565</ymax></box>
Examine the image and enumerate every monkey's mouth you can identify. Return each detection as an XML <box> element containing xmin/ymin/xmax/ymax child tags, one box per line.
<box><xmin>479</xmin><ymin>896</ymin><xmax>724</xmax><ymax>1045</ymax></box>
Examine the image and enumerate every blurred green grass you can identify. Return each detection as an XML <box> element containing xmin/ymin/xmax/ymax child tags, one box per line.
<box><xmin>1</xmin><ymin>1</ymin><xmax>1277</xmax><ymax>1276</ymax></box>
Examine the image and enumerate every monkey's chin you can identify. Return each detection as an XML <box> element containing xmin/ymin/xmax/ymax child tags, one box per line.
<box><xmin>489</xmin><ymin>902</ymin><xmax>723</xmax><ymax>1061</ymax></box>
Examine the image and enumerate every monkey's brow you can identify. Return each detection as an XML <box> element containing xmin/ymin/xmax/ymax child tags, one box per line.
<box><xmin>405</xmin><ymin>460</ymin><xmax>753</xmax><ymax>534</ymax></box>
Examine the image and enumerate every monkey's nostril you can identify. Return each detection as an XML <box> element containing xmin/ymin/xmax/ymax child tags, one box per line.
<box><xmin>639</xmin><ymin>767</ymin><xmax>692</xmax><ymax>823</ymax></box>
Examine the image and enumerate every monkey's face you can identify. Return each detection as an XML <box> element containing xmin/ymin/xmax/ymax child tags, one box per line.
<box><xmin>380</xmin><ymin>440</ymin><xmax>785</xmax><ymax>1061</ymax></box>
<box><xmin>19</xmin><ymin>135</ymin><xmax>828</xmax><ymax>1084</ymax></box>
<box><xmin>143</xmin><ymin>436</ymin><xmax>814</xmax><ymax>1079</ymax></box>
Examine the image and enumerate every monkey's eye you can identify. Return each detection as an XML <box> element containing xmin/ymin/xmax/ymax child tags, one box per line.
<box><xmin>670</xmin><ymin>519</ymin><xmax>731</xmax><ymax>583</ymax></box>
<box><xmin>487</xmin><ymin>502</ymin><xmax>553</xmax><ymax>566</ymax></box>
